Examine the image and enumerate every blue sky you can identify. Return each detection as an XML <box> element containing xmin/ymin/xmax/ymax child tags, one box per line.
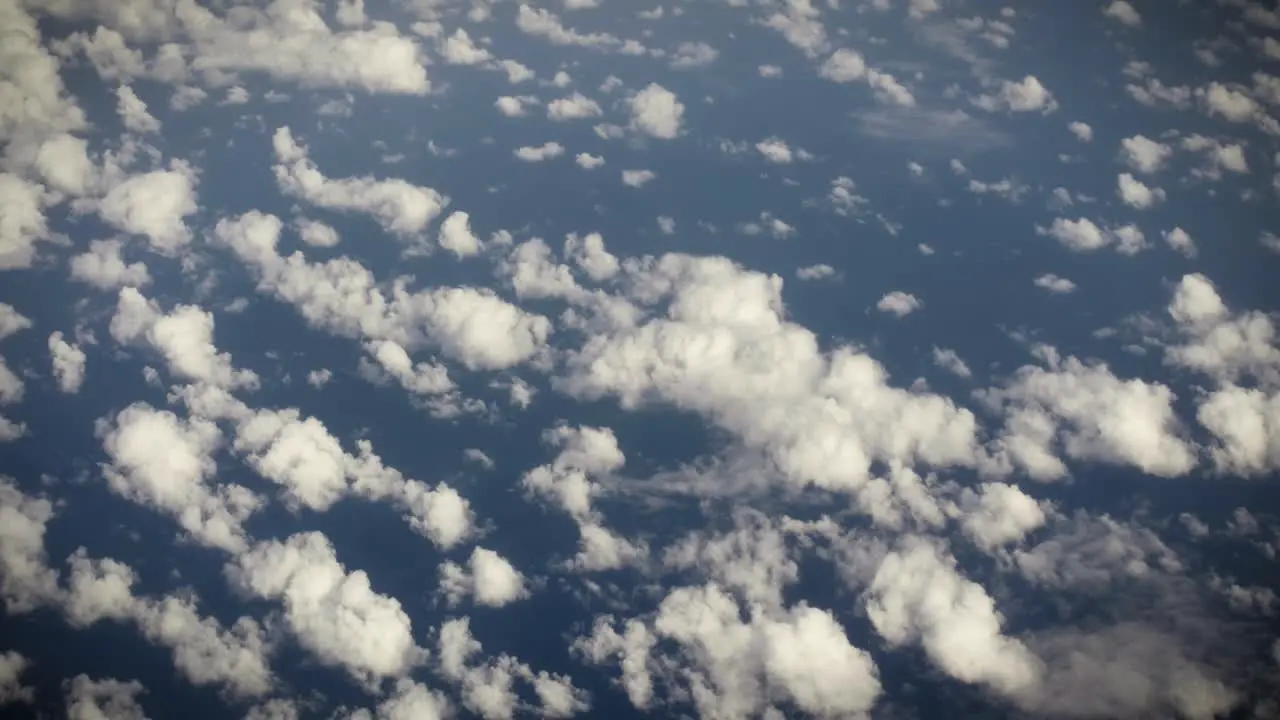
<box><xmin>2</xmin><ymin>0</ymin><xmax>1280</xmax><ymax>718</ymax></box>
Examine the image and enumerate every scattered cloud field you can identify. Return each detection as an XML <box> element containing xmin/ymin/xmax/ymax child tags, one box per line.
<box><xmin>1</xmin><ymin>0</ymin><xmax>1280</xmax><ymax>718</ymax></box>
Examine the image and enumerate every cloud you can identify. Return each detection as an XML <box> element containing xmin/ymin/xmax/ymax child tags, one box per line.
<box><xmin>115</xmin><ymin>85</ymin><xmax>160</xmax><ymax>134</ymax></box>
<box><xmin>819</xmin><ymin>49</ymin><xmax>866</xmax><ymax>82</ymax></box>
<box><xmin>0</xmin><ymin>305</ymin><xmax>32</xmax><ymax>342</ymax></box>
<box><xmin>0</xmin><ymin>176</ymin><xmax>50</xmax><ymax>270</ymax></box>
<box><xmin>876</xmin><ymin>291</ymin><xmax>923</xmax><ymax>317</ymax></box>
<box><xmin>755</xmin><ymin>137</ymin><xmax>795</xmax><ymax>164</ymax></box>
<box><xmin>166</xmin><ymin>386</ymin><xmax>477</xmax><ymax>547</ymax></box>
<box><xmin>63</xmin><ymin>549</ymin><xmax>275</xmax><ymax>698</ymax></box>
<box><xmin>65</xmin><ymin>675</ymin><xmax>147</xmax><ymax>720</ymax></box>
<box><xmin>214</xmin><ymin>211</ymin><xmax>552</xmax><ymax>373</ymax></box>
<box><xmin>547</xmin><ymin>92</ymin><xmax>603</xmax><ymax>121</ymax></box>
<box><xmin>1103</xmin><ymin>0</ymin><xmax>1143</xmax><ymax>26</ymax></box>
<box><xmin>439</xmin><ymin>28</ymin><xmax>491</xmax><ymax>65</ymax></box>
<box><xmin>515</xmin><ymin>142</ymin><xmax>565</xmax><ymax>162</ymax></box>
<box><xmin>670</xmin><ymin>41</ymin><xmax>718</xmax><ymax>69</ymax></box>
<box><xmin>818</xmin><ymin>49</ymin><xmax>915</xmax><ymax>105</ymax></box>
<box><xmin>495</xmin><ymin>96</ymin><xmax>531</xmax><ymax>117</ymax></box>
<box><xmin>0</xmin><ymin>652</ymin><xmax>33</xmax><ymax>707</ymax></box>
<box><xmin>565</xmin><ymin>232</ymin><xmax>620</xmax><ymax>281</ymax></box>
<box><xmin>69</xmin><ymin>239</ymin><xmax>152</xmax><ymax>289</ymax></box>
<box><xmin>171</xmin><ymin>0</ymin><xmax>430</xmax><ymax>94</ymax></box>
<box><xmin>272</xmin><ymin>127</ymin><xmax>446</xmax><ymax>239</ymax></box>
<box><xmin>555</xmin><ymin>254</ymin><xmax>986</xmax><ymax>524</ymax></box>
<box><xmin>48</xmin><ymin>332</ymin><xmax>86</xmax><ymax>393</ymax></box>
<box><xmin>851</xmin><ymin>106</ymin><xmax>1012</xmax><ymax>153</ymax></box>
<box><xmin>97</xmin><ymin>164</ymin><xmax>199</xmax><ymax>254</ymax></box>
<box><xmin>1036</xmin><ymin>217</ymin><xmax>1109</xmax><ymax>251</ymax></box>
<box><xmin>1034</xmin><ymin>273</ymin><xmax>1077</xmax><ymax>293</ymax></box>
<box><xmin>109</xmin><ymin>288</ymin><xmax>259</xmax><ymax>390</ymax></box>
<box><xmin>796</xmin><ymin>264</ymin><xmax>836</xmax><ymax>281</ymax></box>
<box><xmin>1120</xmin><ymin>134</ymin><xmax>1174</xmax><ymax>173</ymax></box>
<box><xmin>621</xmin><ymin>169</ymin><xmax>656</xmax><ymax>187</ymax></box>
<box><xmin>439</xmin><ymin>547</ymin><xmax>529</xmax><ymax>608</ymax></box>
<box><xmin>1163</xmin><ymin>227</ymin><xmax>1198</xmax><ymax>257</ymax></box>
<box><xmin>98</xmin><ymin>403</ymin><xmax>262</xmax><ymax>552</ymax></box>
<box><xmin>574</xmin><ymin>153</ymin><xmax>604</xmax><ymax>169</ymax></box>
<box><xmin>867</xmin><ymin>537</ymin><xmax>1042</xmax><ymax>695</ymax></box>
<box><xmin>516</xmin><ymin>5</ymin><xmax>619</xmax><ymax>50</ymax></box>
<box><xmin>0</xmin><ymin>479</ymin><xmax>60</xmax><ymax>613</ymax></box>
<box><xmin>435</xmin><ymin>617</ymin><xmax>588</xmax><ymax>719</ymax></box>
<box><xmin>975</xmin><ymin>75</ymin><xmax>1057</xmax><ymax>113</ymax></box>
<box><xmin>1068</xmin><ymin>121</ymin><xmax>1093</xmax><ymax>142</ymax></box>
<box><xmin>295</xmin><ymin>218</ymin><xmax>340</xmax><ymax>248</ymax></box>
<box><xmin>581</xmin><ymin>582</ymin><xmax>882</xmax><ymax>717</ymax></box>
<box><xmin>437</xmin><ymin>211</ymin><xmax>482</xmax><ymax>258</ymax></box>
<box><xmin>1163</xmin><ymin>274</ymin><xmax>1280</xmax><ymax>475</ymax></box>
<box><xmin>932</xmin><ymin>347</ymin><xmax>972</xmax><ymax>378</ymax></box>
<box><xmin>955</xmin><ymin>482</ymin><xmax>1047</xmax><ymax>551</ymax></box>
<box><xmin>226</xmin><ymin>532</ymin><xmax>424</xmax><ymax>686</ymax></box>
<box><xmin>979</xmin><ymin>350</ymin><xmax>1198</xmax><ymax>480</ymax></box>
<box><xmin>34</xmin><ymin>134</ymin><xmax>95</xmax><ymax>197</ymax></box>
<box><xmin>628</xmin><ymin>84</ymin><xmax>684</xmax><ymax>139</ymax></box>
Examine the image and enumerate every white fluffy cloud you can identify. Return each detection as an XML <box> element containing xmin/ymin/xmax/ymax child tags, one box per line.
<box><xmin>515</xmin><ymin>142</ymin><xmax>565</xmax><ymax>162</ymax></box>
<box><xmin>272</xmin><ymin>127</ymin><xmax>446</xmax><ymax>239</ymax></box>
<box><xmin>0</xmin><ymin>305</ymin><xmax>31</xmax><ymax>342</ymax></box>
<box><xmin>0</xmin><ymin>478</ymin><xmax>60</xmax><ymax>613</ymax></box>
<box><xmin>436</xmin><ymin>617</ymin><xmax>588</xmax><ymax>719</ymax></box>
<box><xmin>63</xmin><ymin>549</ymin><xmax>275</xmax><ymax>698</ymax></box>
<box><xmin>1117</xmin><ymin>172</ymin><xmax>1166</xmax><ymax>209</ymax></box>
<box><xmin>133</xmin><ymin>0</ymin><xmax>432</xmax><ymax>94</ymax></box>
<box><xmin>1163</xmin><ymin>227</ymin><xmax>1198</xmax><ymax>257</ymax></box>
<box><xmin>581</xmin><ymin>583</ymin><xmax>882</xmax><ymax>718</ymax></box>
<box><xmin>65</xmin><ymin>675</ymin><xmax>147</xmax><ymax>720</ymax></box>
<box><xmin>976</xmin><ymin>75</ymin><xmax>1057</xmax><ymax>113</ymax></box>
<box><xmin>109</xmin><ymin>288</ymin><xmax>259</xmax><ymax>390</ymax></box>
<box><xmin>876</xmin><ymin>291</ymin><xmax>922</xmax><ymax>317</ymax></box>
<box><xmin>439</xmin><ymin>28</ymin><xmax>491</xmax><ymax>65</ymax></box>
<box><xmin>521</xmin><ymin>424</ymin><xmax>647</xmax><ymax>571</ymax></box>
<box><xmin>97</xmin><ymin>164</ymin><xmax>199</xmax><ymax>254</ymax></box>
<box><xmin>1036</xmin><ymin>216</ymin><xmax>1145</xmax><ymax>253</ymax></box>
<box><xmin>1165</xmin><ymin>274</ymin><xmax>1280</xmax><ymax>475</ymax></box>
<box><xmin>1120</xmin><ymin>134</ymin><xmax>1173</xmax><ymax>173</ymax></box>
<box><xmin>48</xmin><ymin>331</ymin><xmax>86</xmax><ymax>393</ymax></box>
<box><xmin>628</xmin><ymin>84</ymin><xmax>684</xmax><ymax>139</ymax></box>
<box><xmin>437</xmin><ymin>211</ymin><xmax>482</xmax><ymax>258</ymax></box>
<box><xmin>819</xmin><ymin>49</ymin><xmax>866</xmax><ymax>83</ymax></box>
<box><xmin>818</xmin><ymin>49</ymin><xmax>915</xmax><ymax>105</ymax></box>
<box><xmin>1034</xmin><ymin>273</ymin><xmax>1077</xmax><ymax>294</ymax></box>
<box><xmin>1104</xmin><ymin>0</ymin><xmax>1142</xmax><ymax>26</ymax></box>
<box><xmin>98</xmin><ymin>403</ymin><xmax>262</xmax><ymax>552</ymax></box>
<box><xmin>0</xmin><ymin>175</ymin><xmax>49</xmax><ymax>270</ymax></box>
<box><xmin>227</xmin><ymin>532</ymin><xmax>423</xmax><ymax>685</ymax></box>
<box><xmin>979</xmin><ymin>349</ymin><xmax>1197</xmax><ymax>480</ymax></box>
<box><xmin>755</xmin><ymin>137</ymin><xmax>794</xmax><ymax>164</ymax></box>
<box><xmin>1068</xmin><ymin>121</ymin><xmax>1093</xmax><ymax>142</ymax></box>
<box><xmin>867</xmin><ymin>538</ymin><xmax>1041</xmax><ymax>695</ymax></box>
<box><xmin>295</xmin><ymin>218</ymin><xmax>340</xmax><ymax>248</ymax></box>
<box><xmin>0</xmin><ymin>652</ymin><xmax>33</xmax><ymax>706</ymax></box>
<box><xmin>214</xmin><ymin>211</ymin><xmax>552</xmax><ymax>373</ymax></box>
<box><xmin>621</xmin><ymin>169</ymin><xmax>656</xmax><ymax>187</ymax></box>
<box><xmin>115</xmin><ymin>85</ymin><xmax>160</xmax><ymax>134</ymax></box>
<box><xmin>439</xmin><ymin>547</ymin><xmax>528</xmax><ymax>608</ymax></box>
<box><xmin>69</xmin><ymin>239</ymin><xmax>152</xmax><ymax>289</ymax></box>
<box><xmin>556</xmin><ymin>254</ymin><xmax>985</xmax><ymax>526</ymax></box>
<box><xmin>168</xmin><ymin>385</ymin><xmax>476</xmax><ymax>548</ymax></box>
<box><xmin>956</xmin><ymin>482</ymin><xmax>1047</xmax><ymax>551</ymax></box>
<box><xmin>547</xmin><ymin>92</ymin><xmax>602</xmax><ymax>121</ymax></box>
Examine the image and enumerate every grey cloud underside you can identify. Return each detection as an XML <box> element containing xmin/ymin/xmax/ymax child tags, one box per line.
<box><xmin>2</xmin><ymin>0</ymin><xmax>1280</xmax><ymax>719</ymax></box>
